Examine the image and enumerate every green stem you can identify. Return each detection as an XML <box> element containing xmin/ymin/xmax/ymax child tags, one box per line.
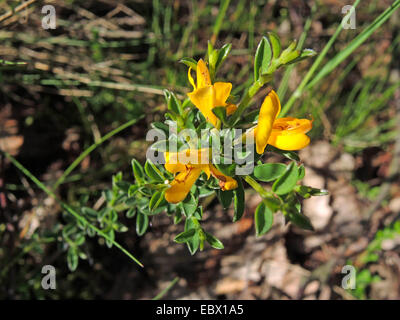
<box><xmin>229</xmin><ymin>75</ymin><xmax>271</xmax><ymax>126</ymax></box>
<box><xmin>2</xmin><ymin>150</ymin><xmax>144</xmax><ymax>268</ymax></box>
<box><xmin>152</xmin><ymin>276</ymin><xmax>180</xmax><ymax>300</ymax></box>
<box><xmin>244</xmin><ymin>175</ymin><xmax>273</xmax><ymax>198</ymax></box>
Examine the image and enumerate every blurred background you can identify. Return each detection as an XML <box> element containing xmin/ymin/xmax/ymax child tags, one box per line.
<box><xmin>0</xmin><ymin>0</ymin><xmax>399</xmax><ymax>299</ymax></box>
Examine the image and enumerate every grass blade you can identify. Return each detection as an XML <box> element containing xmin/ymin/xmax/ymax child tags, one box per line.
<box><xmin>307</xmin><ymin>0</ymin><xmax>400</xmax><ymax>89</ymax></box>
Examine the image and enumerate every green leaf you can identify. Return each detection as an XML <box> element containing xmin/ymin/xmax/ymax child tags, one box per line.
<box><xmin>75</xmin><ymin>234</ymin><xmax>85</xmax><ymax>246</ymax></box>
<box><xmin>187</xmin><ymin>231</ymin><xmax>200</xmax><ymax>255</ymax></box>
<box><xmin>126</xmin><ymin>207</ymin><xmax>136</xmax><ymax>218</ymax></box>
<box><xmin>164</xmin><ymin>90</ymin><xmax>183</xmax><ymax>115</ymax></box>
<box><xmin>82</xmin><ymin>206</ymin><xmax>98</xmax><ymax>218</ymax></box>
<box><xmin>67</xmin><ymin>247</ymin><xmax>79</xmax><ymax>272</ymax></box>
<box><xmin>215</xmin><ymin>43</ymin><xmax>232</xmax><ymax>71</ymax></box>
<box><xmin>267</xmin><ymin>32</ymin><xmax>282</xmax><ymax>59</ymax></box>
<box><xmin>136</xmin><ymin>212</ymin><xmax>149</xmax><ymax>236</ymax></box>
<box><xmin>279</xmin><ymin>49</ymin><xmax>300</xmax><ymax>65</ymax></box>
<box><xmin>180</xmin><ymin>57</ymin><xmax>197</xmax><ymax>70</ymax></box>
<box><xmin>105</xmin><ymin>229</ymin><xmax>115</xmax><ymax>248</ymax></box>
<box><xmin>264</xmin><ymin>196</ymin><xmax>281</xmax><ymax>212</ymax></box>
<box><xmin>174</xmin><ymin>228</ymin><xmax>197</xmax><ymax>243</ymax></box>
<box><xmin>212</xmin><ymin>106</ymin><xmax>228</xmax><ymax>125</ymax></box>
<box><xmin>254</xmin><ymin>163</ymin><xmax>287</xmax><ymax>182</ymax></box>
<box><xmin>254</xmin><ymin>36</ymin><xmax>272</xmax><ymax>81</ymax></box>
<box><xmin>217</xmin><ymin>189</ymin><xmax>234</xmax><ymax>209</ymax></box>
<box><xmin>151</xmin><ymin>121</ymin><xmax>170</xmax><ymax>133</ymax></box>
<box><xmin>125</xmin><ymin>196</ymin><xmax>137</xmax><ymax>207</ymax></box>
<box><xmin>131</xmin><ymin>158</ymin><xmax>145</xmax><ymax>183</ymax></box>
<box><xmin>173</xmin><ymin>209</ymin><xmax>183</xmax><ymax>224</ymax></box>
<box><xmin>295</xmin><ymin>185</ymin><xmax>329</xmax><ymax>198</ymax></box>
<box><xmin>213</xmin><ymin>161</ymin><xmax>236</xmax><ymax>177</ymax></box>
<box><xmin>298</xmin><ymin>164</ymin><xmax>305</xmax><ymax>180</ymax></box>
<box><xmin>144</xmin><ymin>160</ymin><xmax>164</xmax><ymax>182</ymax></box>
<box><xmin>233</xmin><ymin>178</ymin><xmax>245</xmax><ymax>222</ymax></box>
<box><xmin>180</xmin><ymin>192</ymin><xmax>198</xmax><ymax>217</ymax></box>
<box><xmin>115</xmin><ymin>181</ymin><xmax>130</xmax><ymax>192</ymax></box>
<box><xmin>288</xmin><ymin>211</ymin><xmax>314</xmax><ymax>231</ymax></box>
<box><xmin>255</xmin><ymin>201</ymin><xmax>274</xmax><ymax>237</ymax></box>
<box><xmin>204</xmin><ymin>232</ymin><xmax>224</xmax><ymax>249</ymax></box>
<box><xmin>272</xmin><ymin>162</ymin><xmax>299</xmax><ymax>195</ymax></box>
<box><xmin>284</xmin><ymin>48</ymin><xmax>317</xmax><ymax>65</ymax></box>
<box><xmin>149</xmin><ymin>191</ymin><xmax>164</xmax><ymax>211</ymax></box>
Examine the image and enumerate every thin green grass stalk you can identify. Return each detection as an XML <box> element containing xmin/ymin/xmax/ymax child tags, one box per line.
<box><xmin>307</xmin><ymin>0</ymin><xmax>400</xmax><ymax>89</ymax></box>
<box><xmin>277</xmin><ymin>3</ymin><xmax>316</xmax><ymax>102</ymax></box>
<box><xmin>248</xmin><ymin>2</ymin><xmax>257</xmax><ymax>51</ymax></box>
<box><xmin>53</xmin><ymin>116</ymin><xmax>143</xmax><ymax>190</ymax></box>
<box><xmin>152</xmin><ymin>276</ymin><xmax>180</xmax><ymax>300</ymax></box>
<box><xmin>280</xmin><ymin>0</ymin><xmax>362</xmax><ymax>116</ymax></box>
<box><xmin>2</xmin><ymin>150</ymin><xmax>144</xmax><ymax>268</ymax></box>
<box><xmin>176</xmin><ymin>0</ymin><xmax>200</xmax><ymax>58</ymax></box>
<box><xmin>211</xmin><ymin>0</ymin><xmax>231</xmax><ymax>45</ymax></box>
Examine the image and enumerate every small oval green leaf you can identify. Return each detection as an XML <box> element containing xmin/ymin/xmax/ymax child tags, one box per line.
<box><xmin>255</xmin><ymin>201</ymin><xmax>274</xmax><ymax>237</ymax></box>
<box><xmin>254</xmin><ymin>163</ymin><xmax>287</xmax><ymax>182</ymax></box>
<box><xmin>272</xmin><ymin>162</ymin><xmax>299</xmax><ymax>195</ymax></box>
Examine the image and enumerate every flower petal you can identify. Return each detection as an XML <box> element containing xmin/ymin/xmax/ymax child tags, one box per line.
<box><xmin>209</xmin><ymin>165</ymin><xmax>238</xmax><ymax>191</ymax></box>
<box><xmin>188</xmin><ymin>86</ymin><xmax>218</xmax><ymax>127</ymax></box>
<box><xmin>196</xmin><ymin>59</ymin><xmax>211</xmax><ymax>89</ymax></box>
<box><xmin>213</xmin><ymin>82</ymin><xmax>232</xmax><ymax>107</ymax></box>
<box><xmin>226</xmin><ymin>103</ymin><xmax>237</xmax><ymax>116</ymax></box>
<box><xmin>165</xmin><ymin>166</ymin><xmax>203</xmax><ymax>204</ymax></box>
<box><xmin>188</xmin><ymin>67</ymin><xmax>196</xmax><ymax>90</ymax></box>
<box><xmin>272</xmin><ymin>118</ymin><xmax>313</xmax><ymax>135</ymax></box>
<box><xmin>255</xmin><ymin>90</ymin><xmax>281</xmax><ymax>154</ymax></box>
<box><xmin>267</xmin><ymin>133</ymin><xmax>310</xmax><ymax>150</ymax></box>
<box><xmin>164</xmin><ymin>152</ymin><xmax>186</xmax><ymax>173</ymax></box>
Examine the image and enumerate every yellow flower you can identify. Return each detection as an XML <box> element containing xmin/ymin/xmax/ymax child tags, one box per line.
<box><xmin>253</xmin><ymin>90</ymin><xmax>313</xmax><ymax>154</ymax></box>
<box><xmin>164</xmin><ymin>148</ymin><xmax>238</xmax><ymax>204</ymax></box>
<box><xmin>187</xmin><ymin>59</ymin><xmax>237</xmax><ymax>128</ymax></box>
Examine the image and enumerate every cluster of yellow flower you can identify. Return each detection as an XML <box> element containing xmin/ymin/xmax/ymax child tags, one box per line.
<box><xmin>163</xmin><ymin>59</ymin><xmax>313</xmax><ymax>204</ymax></box>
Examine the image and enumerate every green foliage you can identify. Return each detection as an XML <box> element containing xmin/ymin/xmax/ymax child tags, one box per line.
<box><xmin>255</xmin><ymin>201</ymin><xmax>274</xmax><ymax>237</ymax></box>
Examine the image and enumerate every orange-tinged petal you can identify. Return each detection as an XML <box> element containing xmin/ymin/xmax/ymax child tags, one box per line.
<box><xmin>165</xmin><ymin>149</ymin><xmax>211</xmax><ymax>168</ymax></box>
<box><xmin>226</xmin><ymin>104</ymin><xmax>237</xmax><ymax>116</ymax></box>
<box><xmin>188</xmin><ymin>86</ymin><xmax>218</xmax><ymax>127</ymax></box>
<box><xmin>272</xmin><ymin>118</ymin><xmax>313</xmax><ymax>135</ymax></box>
<box><xmin>209</xmin><ymin>165</ymin><xmax>238</xmax><ymax>191</ymax></box>
<box><xmin>196</xmin><ymin>59</ymin><xmax>211</xmax><ymax>89</ymax></box>
<box><xmin>178</xmin><ymin>148</ymin><xmax>211</xmax><ymax>165</ymax></box>
<box><xmin>165</xmin><ymin>162</ymin><xmax>186</xmax><ymax>174</ymax></box>
<box><xmin>165</xmin><ymin>166</ymin><xmax>203</xmax><ymax>203</ymax></box>
<box><xmin>268</xmin><ymin>133</ymin><xmax>310</xmax><ymax>150</ymax></box>
<box><xmin>164</xmin><ymin>152</ymin><xmax>186</xmax><ymax>173</ymax></box>
<box><xmin>213</xmin><ymin>82</ymin><xmax>232</xmax><ymax>106</ymax></box>
<box><xmin>255</xmin><ymin>90</ymin><xmax>281</xmax><ymax>154</ymax></box>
